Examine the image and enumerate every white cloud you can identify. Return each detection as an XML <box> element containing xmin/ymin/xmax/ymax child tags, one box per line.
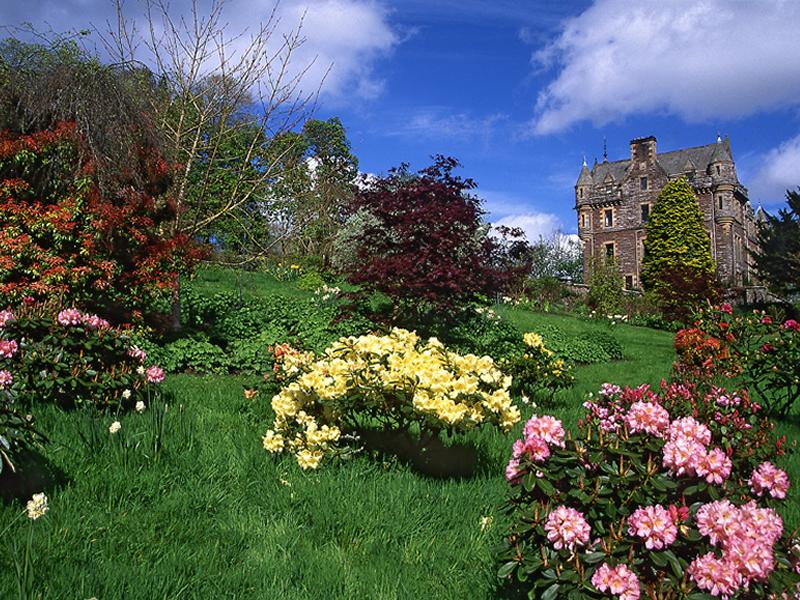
<box><xmin>531</xmin><ymin>0</ymin><xmax>800</xmax><ymax>134</ymax></box>
<box><xmin>492</xmin><ymin>212</ymin><xmax>563</xmax><ymax>243</ymax></box>
<box><xmin>749</xmin><ymin>134</ymin><xmax>800</xmax><ymax>205</ymax></box>
<box><xmin>0</xmin><ymin>0</ymin><xmax>399</xmax><ymax>101</ymax></box>
<box><xmin>382</xmin><ymin>107</ymin><xmax>506</xmax><ymax>144</ymax></box>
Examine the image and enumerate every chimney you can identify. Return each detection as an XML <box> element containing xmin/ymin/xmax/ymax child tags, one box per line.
<box><xmin>630</xmin><ymin>136</ymin><xmax>657</xmax><ymax>165</ymax></box>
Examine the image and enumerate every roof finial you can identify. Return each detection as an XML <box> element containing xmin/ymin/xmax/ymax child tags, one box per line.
<box><xmin>716</xmin><ymin>131</ymin><xmax>722</xmax><ymax>144</ymax></box>
<box><xmin>582</xmin><ymin>154</ymin><xmax>587</xmax><ymax>167</ymax></box>
<box><xmin>603</xmin><ymin>136</ymin><xmax>608</xmax><ymax>161</ymax></box>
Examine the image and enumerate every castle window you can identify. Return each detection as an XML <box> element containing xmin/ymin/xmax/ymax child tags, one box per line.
<box><xmin>718</xmin><ymin>196</ymin><xmax>724</xmax><ymax>210</ymax></box>
<box><xmin>581</xmin><ymin>213</ymin><xmax>587</xmax><ymax>228</ymax></box>
<box><xmin>579</xmin><ymin>188</ymin><xmax>584</xmax><ymax>199</ymax></box>
<box><xmin>604</xmin><ymin>209</ymin><xmax>613</xmax><ymax>228</ymax></box>
<box><xmin>604</xmin><ymin>242</ymin><xmax>615</xmax><ymax>259</ymax></box>
<box><xmin>625</xmin><ymin>275</ymin><xmax>634</xmax><ymax>289</ymax></box>
<box><xmin>641</xmin><ymin>203</ymin><xmax>650</xmax><ymax>223</ymax></box>
<box><xmin>640</xmin><ymin>176</ymin><xmax>648</xmax><ymax>191</ymax></box>
<box><xmin>716</xmin><ymin>165</ymin><xmax>721</xmax><ymax>175</ymax></box>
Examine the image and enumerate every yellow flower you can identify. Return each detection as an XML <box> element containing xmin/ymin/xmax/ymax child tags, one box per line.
<box><xmin>262</xmin><ymin>430</ymin><xmax>285</xmax><ymax>453</ymax></box>
<box><xmin>296</xmin><ymin>448</ymin><xmax>323</xmax><ymax>470</ymax></box>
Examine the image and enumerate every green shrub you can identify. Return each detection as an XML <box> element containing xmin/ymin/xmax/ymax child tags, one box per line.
<box><xmin>159</xmin><ymin>338</ymin><xmax>228</xmax><ymax>374</ymax></box>
<box><xmin>296</xmin><ymin>270</ymin><xmax>326</xmax><ymax>291</ymax></box>
<box><xmin>532</xmin><ymin>325</ymin><xmax>622</xmax><ymax>364</ymax></box>
<box><xmin>587</xmin><ymin>256</ymin><xmax>624</xmax><ymax>314</ymax></box>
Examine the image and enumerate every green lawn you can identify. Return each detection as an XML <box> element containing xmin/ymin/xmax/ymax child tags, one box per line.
<box><xmin>1</xmin><ymin>287</ymin><xmax>798</xmax><ymax>599</ymax></box>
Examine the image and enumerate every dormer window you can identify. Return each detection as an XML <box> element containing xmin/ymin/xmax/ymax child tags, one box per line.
<box><xmin>640</xmin><ymin>176</ymin><xmax>648</xmax><ymax>191</ymax></box>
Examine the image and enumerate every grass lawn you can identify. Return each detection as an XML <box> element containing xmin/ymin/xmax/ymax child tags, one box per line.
<box><xmin>1</xmin><ymin>281</ymin><xmax>798</xmax><ymax>598</ymax></box>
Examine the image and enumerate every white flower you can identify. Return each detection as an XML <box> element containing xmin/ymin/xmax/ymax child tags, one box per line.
<box><xmin>479</xmin><ymin>515</ymin><xmax>493</xmax><ymax>531</ymax></box>
<box><xmin>26</xmin><ymin>492</ymin><xmax>48</xmax><ymax>520</ymax></box>
<box><xmin>136</xmin><ymin>365</ymin><xmax>145</xmax><ymax>375</ymax></box>
<box><xmin>121</xmin><ymin>389</ymin><xmax>131</xmax><ymax>400</ymax></box>
<box><xmin>109</xmin><ymin>421</ymin><xmax>121</xmax><ymax>434</ymax></box>
<box><xmin>135</xmin><ymin>401</ymin><xmax>146</xmax><ymax>413</ymax></box>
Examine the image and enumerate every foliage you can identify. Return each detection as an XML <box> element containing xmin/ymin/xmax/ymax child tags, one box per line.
<box><xmin>295</xmin><ymin>270</ymin><xmax>326</xmax><ymax>292</ymax></box>
<box><xmin>0</xmin><ymin>372</ymin><xmax>40</xmax><ymax>474</ymax></box>
<box><xmin>498</xmin><ymin>381</ymin><xmax>799</xmax><ymax>599</ymax></box>
<box><xmin>268</xmin><ymin>118</ymin><xmax>359</xmax><ymax>266</ymax></box>
<box><xmin>535</xmin><ymin>324</ymin><xmax>624</xmax><ymax>364</ymax></box>
<box><xmin>587</xmin><ymin>256</ymin><xmax>624</xmax><ymax>315</ymax></box>
<box><xmin>261</xmin><ymin>329</ymin><xmax>520</xmax><ymax>470</ymax></box>
<box><xmin>503</xmin><ymin>332</ymin><xmax>574</xmax><ymax>402</ymax></box>
<box><xmin>0</xmin><ymin>40</ymin><xmax>204</xmax><ymax>319</ymax></box>
<box><xmin>0</xmin><ymin>303</ymin><xmax>164</xmax><ymax>410</ymax></box>
<box><xmin>641</xmin><ymin>177</ymin><xmax>716</xmax><ymax>317</ymax></box>
<box><xmin>674</xmin><ymin>304</ymin><xmax>800</xmax><ymax>415</ymax></box>
<box><xmin>344</xmin><ymin>156</ymin><xmax>514</xmax><ymax>315</ymax></box>
<box><xmin>753</xmin><ymin>189</ymin><xmax>800</xmax><ymax>297</ymax></box>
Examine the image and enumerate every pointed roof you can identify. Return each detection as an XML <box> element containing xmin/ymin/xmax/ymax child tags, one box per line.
<box><xmin>577</xmin><ymin>162</ymin><xmax>593</xmax><ymax>186</ymax></box>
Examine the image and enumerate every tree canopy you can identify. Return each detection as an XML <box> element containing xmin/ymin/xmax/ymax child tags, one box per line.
<box><xmin>752</xmin><ymin>189</ymin><xmax>800</xmax><ymax>296</ymax></box>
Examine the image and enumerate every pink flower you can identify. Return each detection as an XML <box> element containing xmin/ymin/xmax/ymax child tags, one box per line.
<box><xmin>544</xmin><ymin>506</ymin><xmax>591</xmax><ymax>551</ymax></box>
<box><xmin>523</xmin><ymin>415</ymin><xmax>565</xmax><ymax>448</ymax></box>
<box><xmin>599</xmin><ymin>383</ymin><xmax>622</xmax><ymax>397</ymax></box>
<box><xmin>761</xmin><ymin>315</ymin><xmax>773</xmax><ymax>325</ymax></box>
<box><xmin>668</xmin><ymin>416</ymin><xmax>711</xmax><ymax>446</ymax></box>
<box><xmin>145</xmin><ymin>365</ymin><xmax>165</xmax><ymax>384</ymax></box>
<box><xmin>696</xmin><ymin>447</ymin><xmax>732</xmax><ymax>485</ymax></box>
<box><xmin>0</xmin><ymin>369</ymin><xmax>12</xmax><ymax>389</ymax></box>
<box><xmin>0</xmin><ymin>339</ymin><xmax>18</xmax><ymax>359</ymax></box>
<box><xmin>520</xmin><ymin>436</ymin><xmax>550</xmax><ymax>462</ymax></box>
<box><xmin>627</xmin><ymin>504</ymin><xmax>677</xmax><ymax>550</ymax></box>
<box><xmin>57</xmin><ymin>308</ymin><xmax>83</xmax><ymax>326</ymax></box>
<box><xmin>624</xmin><ymin>401</ymin><xmax>670</xmax><ymax>437</ymax></box>
<box><xmin>783</xmin><ymin>319</ymin><xmax>800</xmax><ymax>332</ymax></box>
<box><xmin>0</xmin><ymin>310</ymin><xmax>14</xmax><ymax>327</ymax></box>
<box><xmin>505</xmin><ymin>458</ymin><xmax>521</xmax><ymax>483</ymax></box>
<box><xmin>696</xmin><ymin>500</ymin><xmax>741</xmax><ymax>546</ymax></box>
<box><xmin>80</xmin><ymin>313</ymin><xmax>110</xmax><ymax>329</ymax></box>
<box><xmin>688</xmin><ymin>552</ymin><xmax>743</xmax><ymax>599</ymax></box>
<box><xmin>749</xmin><ymin>462</ymin><xmax>790</xmax><ymax>499</ymax></box>
<box><xmin>662</xmin><ymin>435</ymin><xmax>705</xmax><ymax>477</ymax></box>
<box><xmin>720</xmin><ymin>303</ymin><xmax>733</xmax><ymax>315</ymax></box>
<box><xmin>128</xmin><ymin>346</ymin><xmax>147</xmax><ymax>363</ymax></box>
<box><xmin>592</xmin><ymin>563</ymin><xmax>640</xmax><ymax>600</ymax></box>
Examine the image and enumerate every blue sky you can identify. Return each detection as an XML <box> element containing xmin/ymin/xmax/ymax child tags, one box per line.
<box><xmin>3</xmin><ymin>0</ymin><xmax>800</xmax><ymax>241</ymax></box>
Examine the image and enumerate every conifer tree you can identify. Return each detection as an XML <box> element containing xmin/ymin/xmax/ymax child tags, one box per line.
<box><xmin>641</xmin><ymin>177</ymin><xmax>717</xmax><ymax>320</ymax></box>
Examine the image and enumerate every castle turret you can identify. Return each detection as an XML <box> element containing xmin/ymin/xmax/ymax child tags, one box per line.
<box><xmin>575</xmin><ymin>159</ymin><xmax>593</xmax><ymax>204</ymax></box>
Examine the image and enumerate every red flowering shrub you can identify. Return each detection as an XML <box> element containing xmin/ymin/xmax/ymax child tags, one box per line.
<box><xmin>0</xmin><ymin>122</ymin><xmax>204</xmax><ymax>321</ymax></box>
<box><xmin>498</xmin><ymin>381</ymin><xmax>799</xmax><ymax>599</ymax></box>
<box><xmin>674</xmin><ymin>305</ymin><xmax>800</xmax><ymax>415</ymax></box>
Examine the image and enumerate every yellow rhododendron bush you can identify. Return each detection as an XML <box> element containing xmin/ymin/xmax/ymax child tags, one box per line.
<box><xmin>262</xmin><ymin>328</ymin><xmax>521</xmax><ymax>469</ymax></box>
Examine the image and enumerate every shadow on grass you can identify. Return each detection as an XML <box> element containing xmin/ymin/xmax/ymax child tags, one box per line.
<box><xmin>355</xmin><ymin>428</ymin><xmax>494</xmax><ymax>479</ymax></box>
<box><xmin>0</xmin><ymin>449</ymin><xmax>67</xmax><ymax>503</ymax></box>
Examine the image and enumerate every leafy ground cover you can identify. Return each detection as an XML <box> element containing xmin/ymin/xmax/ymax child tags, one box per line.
<box><xmin>1</xmin><ymin>272</ymin><xmax>798</xmax><ymax>599</ymax></box>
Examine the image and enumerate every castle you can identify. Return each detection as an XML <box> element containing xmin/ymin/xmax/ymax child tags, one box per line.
<box><xmin>575</xmin><ymin>135</ymin><xmax>760</xmax><ymax>289</ymax></box>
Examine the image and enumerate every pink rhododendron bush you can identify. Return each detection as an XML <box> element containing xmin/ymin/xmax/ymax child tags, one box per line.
<box><xmin>497</xmin><ymin>381</ymin><xmax>800</xmax><ymax>599</ymax></box>
<box><xmin>0</xmin><ymin>303</ymin><xmax>165</xmax><ymax>411</ymax></box>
